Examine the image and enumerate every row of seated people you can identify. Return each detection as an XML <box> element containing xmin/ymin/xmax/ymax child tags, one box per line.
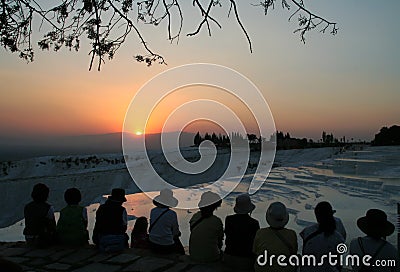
<box><xmin>23</xmin><ymin>183</ymin><xmax>399</xmax><ymax>271</ymax></box>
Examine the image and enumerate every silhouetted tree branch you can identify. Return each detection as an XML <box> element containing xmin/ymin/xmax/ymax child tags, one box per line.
<box><xmin>253</xmin><ymin>0</ymin><xmax>338</xmax><ymax>43</ymax></box>
<box><xmin>0</xmin><ymin>0</ymin><xmax>337</xmax><ymax>70</ymax></box>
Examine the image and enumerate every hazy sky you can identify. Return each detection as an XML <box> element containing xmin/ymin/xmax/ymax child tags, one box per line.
<box><xmin>0</xmin><ymin>0</ymin><xmax>399</xmax><ymax>142</ymax></box>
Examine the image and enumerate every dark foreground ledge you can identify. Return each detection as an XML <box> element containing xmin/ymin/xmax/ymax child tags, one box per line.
<box><xmin>0</xmin><ymin>242</ymin><xmax>353</xmax><ymax>272</ymax></box>
<box><xmin>0</xmin><ymin>242</ymin><xmax>225</xmax><ymax>272</ymax></box>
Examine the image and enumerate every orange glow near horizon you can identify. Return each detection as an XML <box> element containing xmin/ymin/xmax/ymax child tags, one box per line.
<box><xmin>141</xmin><ymin>85</ymin><xmax>261</xmax><ymax>136</ymax></box>
<box><xmin>0</xmin><ymin>67</ymin><xmax>142</xmax><ymax>137</ymax></box>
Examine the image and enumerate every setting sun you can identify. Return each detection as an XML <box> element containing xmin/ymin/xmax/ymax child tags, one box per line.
<box><xmin>135</xmin><ymin>131</ymin><xmax>143</xmax><ymax>136</ymax></box>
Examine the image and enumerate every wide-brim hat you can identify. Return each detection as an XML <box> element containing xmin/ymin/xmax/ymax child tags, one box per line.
<box><xmin>266</xmin><ymin>202</ymin><xmax>289</xmax><ymax>228</ymax></box>
<box><xmin>198</xmin><ymin>191</ymin><xmax>221</xmax><ymax>208</ymax></box>
<box><xmin>153</xmin><ymin>188</ymin><xmax>178</xmax><ymax>208</ymax></box>
<box><xmin>108</xmin><ymin>188</ymin><xmax>127</xmax><ymax>202</ymax></box>
<box><xmin>234</xmin><ymin>194</ymin><xmax>256</xmax><ymax>214</ymax></box>
<box><xmin>357</xmin><ymin>209</ymin><xmax>395</xmax><ymax>237</ymax></box>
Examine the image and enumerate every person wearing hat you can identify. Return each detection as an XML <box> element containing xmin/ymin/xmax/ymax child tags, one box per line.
<box><xmin>253</xmin><ymin>201</ymin><xmax>297</xmax><ymax>272</ymax></box>
<box><xmin>300</xmin><ymin>201</ymin><xmax>345</xmax><ymax>272</ymax></box>
<box><xmin>92</xmin><ymin>188</ymin><xmax>129</xmax><ymax>252</ymax></box>
<box><xmin>224</xmin><ymin>194</ymin><xmax>260</xmax><ymax>270</ymax></box>
<box><xmin>23</xmin><ymin>183</ymin><xmax>56</xmax><ymax>247</ymax></box>
<box><xmin>349</xmin><ymin>209</ymin><xmax>399</xmax><ymax>272</ymax></box>
<box><xmin>148</xmin><ymin>188</ymin><xmax>184</xmax><ymax>255</ymax></box>
<box><xmin>300</xmin><ymin>201</ymin><xmax>346</xmax><ymax>242</ymax></box>
<box><xmin>189</xmin><ymin>191</ymin><xmax>224</xmax><ymax>263</ymax></box>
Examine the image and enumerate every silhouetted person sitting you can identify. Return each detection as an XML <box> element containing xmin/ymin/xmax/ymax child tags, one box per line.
<box><xmin>131</xmin><ymin>216</ymin><xmax>150</xmax><ymax>249</ymax></box>
<box><xmin>56</xmin><ymin>188</ymin><xmax>89</xmax><ymax>246</ymax></box>
<box><xmin>300</xmin><ymin>201</ymin><xmax>344</xmax><ymax>272</ymax></box>
<box><xmin>301</xmin><ymin>201</ymin><xmax>346</xmax><ymax>240</ymax></box>
<box><xmin>253</xmin><ymin>202</ymin><xmax>297</xmax><ymax>272</ymax></box>
<box><xmin>189</xmin><ymin>191</ymin><xmax>224</xmax><ymax>263</ymax></box>
<box><xmin>93</xmin><ymin>188</ymin><xmax>129</xmax><ymax>252</ymax></box>
<box><xmin>350</xmin><ymin>209</ymin><xmax>400</xmax><ymax>272</ymax></box>
<box><xmin>148</xmin><ymin>189</ymin><xmax>184</xmax><ymax>255</ymax></box>
<box><xmin>23</xmin><ymin>183</ymin><xmax>56</xmax><ymax>247</ymax></box>
<box><xmin>224</xmin><ymin>194</ymin><xmax>260</xmax><ymax>271</ymax></box>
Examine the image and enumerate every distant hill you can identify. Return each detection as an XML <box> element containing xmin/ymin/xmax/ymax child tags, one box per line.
<box><xmin>0</xmin><ymin>132</ymin><xmax>196</xmax><ymax>161</ymax></box>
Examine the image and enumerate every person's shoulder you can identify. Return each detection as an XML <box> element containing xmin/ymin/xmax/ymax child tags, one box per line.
<box><xmin>364</xmin><ymin>237</ymin><xmax>399</xmax><ymax>254</ymax></box>
<box><xmin>190</xmin><ymin>211</ymin><xmax>202</xmax><ymax>223</ymax></box>
<box><xmin>150</xmin><ymin>206</ymin><xmax>161</xmax><ymax>214</ymax></box>
<box><xmin>256</xmin><ymin>227</ymin><xmax>271</xmax><ymax>235</ymax></box>
<box><xmin>24</xmin><ymin>201</ymin><xmax>34</xmax><ymax>208</ymax></box>
<box><xmin>350</xmin><ymin>237</ymin><xmax>359</xmax><ymax>245</ymax></box>
<box><xmin>335</xmin><ymin>217</ymin><xmax>345</xmax><ymax>228</ymax></box>
<box><xmin>225</xmin><ymin>213</ymin><xmax>244</xmax><ymax>223</ymax></box>
<box><xmin>300</xmin><ymin>223</ymin><xmax>318</xmax><ymax>238</ymax></box>
<box><xmin>165</xmin><ymin>209</ymin><xmax>177</xmax><ymax>219</ymax></box>
<box><xmin>303</xmin><ymin>224</ymin><xmax>317</xmax><ymax>232</ymax></box>
<box><xmin>24</xmin><ymin>201</ymin><xmax>34</xmax><ymax>214</ymax></box>
<box><xmin>224</xmin><ymin>214</ymin><xmax>234</xmax><ymax>226</ymax></box>
<box><xmin>96</xmin><ymin>203</ymin><xmax>107</xmax><ymax>212</ymax></box>
<box><xmin>334</xmin><ymin>217</ymin><xmax>343</xmax><ymax>223</ymax></box>
<box><xmin>254</xmin><ymin>228</ymin><xmax>274</xmax><ymax>241</ymax></box>
<box><xmin>250</xmin><ymin>216</ymin><xmax>260</xmax><ymax>226</ymax></box>
<box><xmin>234</xmin><ymin>214</ymin><xmax>259</xmax><ymax>227</ymax></box>
<box><xmin>382</xmin><ymin>241</ymin><xmax>399</xmax><ymax>256</ymax></box>
<box><xmin>349</xmin><ymin>236</ymin><xmax>374</xmax><ymax>254</ymax></box>
<box><xmin>168</xmin><ymin>208</ymin><xmax>177</xmax><ymax>215</ymax></box>
<box><xmin>336</xmin><ymin>230</ymin><xmax>345</xmax><ymax>240</ymax></box>
<box><xmin>208</xmin><ymin>215</ymin><xmax>223</xmax><ymax>226</ymax></box>
<box><xmin>334</xmin><ymin>217</ymin><xmax>346</xmax><ymax>230</ymax></box>
<box><xmin>283</xmin><ymin>228</ymin><xmax>297</xmax><ymax>236</ymax></box>
<box><xmin>349</xmin><ymin>237</ymin><xmax>359</xmax><ymax>252</ymax></box>
<box><xmin>211</xmin><ymin>214</ymin><xmax>222</xmax><ymax>222</ymax></box>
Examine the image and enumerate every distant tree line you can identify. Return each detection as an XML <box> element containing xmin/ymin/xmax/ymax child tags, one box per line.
<box><xmin>274</xmin><ymin>131</ymin><xmax>350</xmax><ymax>150</ymax></box>
<box><xmin>193</xmin><ymin>132</ymin><xmax>265</xmax><ymax>150</ymax></box>
<box><xmin>194</xmin><ymin>132</ymin><xmax>252</xmax><ymax>147</ymax></box>
<box><xmin>372</xmin><ymin>125</ymin><xmax>400</xmax><ymax>146</ymax></box>
<box><xmin>193</xmin><ymin>130</ymin><xmax>352</xmax><ymax>150</ymax></box>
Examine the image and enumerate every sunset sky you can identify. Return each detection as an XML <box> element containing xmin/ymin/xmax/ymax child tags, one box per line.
<box><xmin>0</xmin><ymin>0</ymin><xmax>399</xmax><ymax>143</ymax></box>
